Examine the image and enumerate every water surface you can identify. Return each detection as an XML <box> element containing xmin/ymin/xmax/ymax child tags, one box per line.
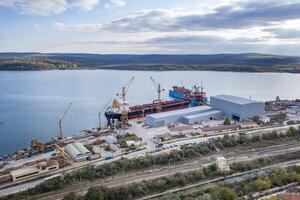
<box><xmin>0</xmin><ymin>70</ymin><xmax>300</xmax><ymax>155</ymax></box>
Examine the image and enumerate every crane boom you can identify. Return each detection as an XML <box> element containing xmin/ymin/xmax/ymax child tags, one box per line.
<box><xmin>150</xmin><ymin>76</ymin><xmax>164</xmax><ymax>102</ymax></box>
<box><xmin>98</xmin><ymin>98</ymin><xmax>113</xmax><ymax>128</ymax></box>
<box><xmin>120</xmin><ymin>77</ymin><xmax>135</xmax><ymax>128</ymax></box>
<box><xmin>58</xmin><ymin>102</ymin><xmax>72</xmax><ymax>139</ymax></box>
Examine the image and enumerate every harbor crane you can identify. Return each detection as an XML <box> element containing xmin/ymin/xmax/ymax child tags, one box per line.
<box><xmin>98</xmin><ymin>98</ymin><xmax>113</xmax><ymax>128</ymax></box>
<box><xmin>58</xmin><ymin>102</ymin><xmax>72</xmax><ymax>140</ymax></box>
<box><xmin>120</xmin><ymin>77</ymin><xmax>135</xmax><ymax>128</ymax></box>
<box><xmin>150</xmin><ymin>77</ymin><xmax>165</xmax><ymax>112</ymax></box>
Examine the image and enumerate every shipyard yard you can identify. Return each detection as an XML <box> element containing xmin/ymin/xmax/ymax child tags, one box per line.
<box><xmin>1</xmin><ymin>77</ymin><xmax>300</xmax><ymax>200</ymax></box>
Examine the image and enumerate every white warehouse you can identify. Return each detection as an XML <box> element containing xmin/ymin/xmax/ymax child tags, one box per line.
<box><xmin>145</xmin><ymin>106</ymin><xmax>221</xmax><ymax>127</ymax></box>
<box><xmin>210</xmin><ymin>95</ymin><xmax>265</xmax><ymax>121</ymax></box>
<box><xmin>181</xmin><ymin>110</ymin><xmax>223</xmax><ymax>125</ymax></box>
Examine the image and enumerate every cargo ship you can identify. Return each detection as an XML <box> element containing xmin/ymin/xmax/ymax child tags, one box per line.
<box><xmin>105</xmin><ymin>98</ymin><xmax>190</xmax><ymax>124</ymax></box>
<box><xmin>105</xmin><ymin>85</ymin><xmax>206</xmax><ymax>125</ymax></box>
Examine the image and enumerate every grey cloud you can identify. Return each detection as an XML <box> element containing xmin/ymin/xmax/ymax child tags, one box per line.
<box><xmin>265</xmin><ymin>27</ymin><xmax>300</xmax><ymax>39</ymax></box>
<box><xmin>103</xmin><ymin>0</ymin><xmax>300</xmax><ymax>32</ymax></box>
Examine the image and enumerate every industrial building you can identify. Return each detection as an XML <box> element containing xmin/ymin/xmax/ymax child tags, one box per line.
<box><xmin>286</xmin><ymin>106</ymin><xmax>300</xmax><ymax>116</ymax></box>
<box><xmin>145</xmin><ymin>106</ymin><xmax>219</xmax><ymax>127</ymax></box>
<box><xmin>181</xmin><ymin>110</ymin><xmax>223</xmax><ymax>125</ymax></box>
<box><xmin>64</xmin><ymin>142</ymin><xmax>91</xmax><ymax>162</ymax></box>
<box><xmin>145</xmin><ymin>106</ymin><xmax>213</xmax><ymax>127</ymax></box>
<box><xmin>10</xmin><ymin>160</ymin><xmax>59</xmax><ymax>181</ymax></box>
<box><xmin>210</xmin><ymin>95</ymin><xmax>265</xmax><ymax>121</ymax></box>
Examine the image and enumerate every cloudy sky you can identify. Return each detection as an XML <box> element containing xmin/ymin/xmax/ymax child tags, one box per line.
<box><xmin>0</xmin><ymin>0</ymin><xmax>300</xmax><ymax>55</ymax></box>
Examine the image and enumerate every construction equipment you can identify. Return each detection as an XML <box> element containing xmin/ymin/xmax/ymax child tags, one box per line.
<box><xmin>150</xmin><ymin>77</ymin><xmax>165</xmax><ymax>112</ymax></box>
<box><xmin>31</xmin><ymin>139</ymin><xmax>45</xmax><ymax>154</ymax></box>
<box><xmin>98</xmin><ymin>98</ymin><xmax>113</xmax><ymax>129</ymax></box>
<box><xmin>54</xmin><ymin>144</ymin><xmax>72</xmax><ymax>168</ymax></box>
<box><xmin>120</xmin><ymin>77</ymin><xmax>135</xmax><ymax>128</ymax></box>
<box><xmin>58</xmin><ymin>102</ymin><xmax>72</xmax><ymax>140</ymax></box>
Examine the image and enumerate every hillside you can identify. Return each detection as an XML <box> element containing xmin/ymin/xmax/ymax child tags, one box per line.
<box><xmin>1</xmin><ymin>53</ymin><xmax>300</xmax><ymax>73</ymax></box>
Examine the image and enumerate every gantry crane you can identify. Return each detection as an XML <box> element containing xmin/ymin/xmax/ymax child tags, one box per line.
<box><xmin>150</xmin><ymin>77</ymin><xmax>165</xmax><ymax>111</ymax></box>
<box><xmin>58</xmin><ymin>102</ymin><xmax>72</xmax><ymax>140</ymax></box>
<box><xmin>120</xmin><ymin>77</ymin><xmax>135</xmax><ymax>128</ymax></box>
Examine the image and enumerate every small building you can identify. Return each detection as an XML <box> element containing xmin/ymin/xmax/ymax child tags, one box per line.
<box><xmin>64</xmin><ymin>142</ymin><xmax>91</xmax><ymax>162</ymax></box>
<box><xmin>239</xmin><ymin>121</ymin><xmax>259</xmax><ymax>129</ymax></box>
<box><xmin>103</xmin><ymin>135</ymin><xmax>117</xmax><ymax>145</ymax></box>
<box><xmin>181</xmin><ymin>110</ymin><xmax>223</xmax><ymax>125</ymax></box>
<box><xmin>201</xmin><ymin>124</ymin><xmax>239</xmax><ymax>133</ymax></box>
<box><xmin>145</xmin><ymin>106</ymin><xmax>213</xmax><ymax>127</ymax></box>
<box><xmin>169</xmin><ymin>125</ymin><xmax>193</xmax><ymax>133</ymax></box>
<box><xmin>260</xmin><ymin>115</ymin><xmax>271</xmax><ymax>123</ymax></box>
<box><xmin>10</xmin><ymin>160</ymin><xmax>59</xmax><ymax>181</ymax></box>
<box><xmin>210</xmin><ymin>95</ymin><xmax>265</xmax><ymax>121</ymax></box>
<box><xmin>216</xmin><ymin>156</ymin><xmax>230</xmax><ymax>172</ymax></box>
<box><xmin>286</xmin><ymin>106</ymin><xmax>300</xmax><ymax>116</ymax></box>
<box><xmin>126</xmin><ymin>140</ymin><xmax>142</xmax><ymax>147</ymax></box>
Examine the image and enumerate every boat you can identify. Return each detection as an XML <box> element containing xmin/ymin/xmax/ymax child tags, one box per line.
<box><xmin>105</xmin><ymin>98</ymin><xmax>190</xmax><ymax>124</ymax></box>
<box><xmin>105</xmin><ymin>85</ymin><xmax>207</xmax><ymax>125</ymax></box>
<box><xmin>169</xmin><ymin>85</ymin><xmax>207</xmax><ymax>106</ymax></box>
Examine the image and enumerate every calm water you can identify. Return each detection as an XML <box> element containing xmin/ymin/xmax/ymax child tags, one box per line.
<box><xmin>0</xmin><ymin>70</ymin><xmax>300</xmax><ymax>156</ymax></box>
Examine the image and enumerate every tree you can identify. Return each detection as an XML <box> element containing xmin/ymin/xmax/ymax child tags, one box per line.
<box><xmin>252</xmin><ymin>115</ymin><xmax>260</xmax><ymax>124</ymax></box>
<box><xmin>215</xmin><ymin>187</ymin><xmax>236</xmax><ymax>200</ymax></box>
<box><xmin>63</xmin><ymin>192</ymin><xmax>78</xmax><ymax>200</ymax></box>
<box><xmin>85</xmin><ymin>187</ymin><xmax>105</xmax><ymax>200</ymax></box>
<box><xmin>223</xmin><ymin>118</ymin><xmax>231</xmax><ymax>125</ymax></box>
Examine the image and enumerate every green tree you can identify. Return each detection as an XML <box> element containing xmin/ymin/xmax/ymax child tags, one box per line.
<box><xmin>215</xmin><ymin>187</ymin><xmax>236</xmax><ymax>200</ymax></box>
<box><xmin>63</xmin><ymin>192</ymin><xmax>78</xmax><ymax>200</ymax></box>
<box><xmin>223</xmin><ymin>118</ymin><xmax>231</xmax><ymax>125</ymax></box>
<box><xmin>85</xmin><ymin>187</ymin><xmax>105</xmax><ymax>200</ymax></box>
<box><xmin>252</xmin><ymin>115</ymin><xmax>260</xmax><ymax>124</ymax></box>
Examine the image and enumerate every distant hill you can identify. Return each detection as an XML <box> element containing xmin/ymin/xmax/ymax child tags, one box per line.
<box><xmin>1</xmin><ymin>52</ymin><xmax>300</xmax><ymax>73</ymax></box>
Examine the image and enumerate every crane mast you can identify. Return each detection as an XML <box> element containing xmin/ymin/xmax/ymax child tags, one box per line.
<box><xmin>150</xmin><ymin>77</ymin><xmax>165</xmax><ymax>112</ymax></box>
<box><xmin>58</xmin><ymin>102</ymin><xmax>72</xmax><ymax>139</ymax></box>
<box><xmin>120</xmin><ymin>77</ymin><xmax>134</xmax><ymax>128</ymax></box>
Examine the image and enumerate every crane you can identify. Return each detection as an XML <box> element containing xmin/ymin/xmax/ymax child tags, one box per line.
<box><xmin>150</xmin><ymin>77</ymin><xmax>165</xmax><ymax>112</ymax></box>
<box><xmin>98</xmin><ymin>98</ymin><xmax>113</xmax><ymax>128</ymax></box>
<box><xmin>58</xmin><ymin>102</ymin><xmax>72</xmax><ymax>140</ymax></box>
<box><xmin>120</xmin><ymin>77</ymin><xmax>135</xmax><ymax>128</ymax></box>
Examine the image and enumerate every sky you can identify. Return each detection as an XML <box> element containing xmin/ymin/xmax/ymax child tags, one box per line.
<box><xmin>0</xmin><ymin>0</ymin><xmax>300</xmax><ymax>55</ymax></box>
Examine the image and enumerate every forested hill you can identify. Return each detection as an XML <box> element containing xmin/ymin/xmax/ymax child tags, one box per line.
<box><xmin>1</xmin><ymin>53</ymin><xmax>300</xmax><ymax>73</ymax></box>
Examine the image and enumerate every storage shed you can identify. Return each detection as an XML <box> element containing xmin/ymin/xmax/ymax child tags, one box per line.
<box><xmin>145</xmin><ymin>106</ymin><xmax>213</xmax><ymax>127</ymax></box>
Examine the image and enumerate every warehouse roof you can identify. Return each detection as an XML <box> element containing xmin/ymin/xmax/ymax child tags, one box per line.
<box><xmin>182</xmin><ymin>110</ymin><xmax>223</xmax><ymax>119</ymax></box>
<box><xmin>147</xmin><ymin>106</ymin><xmax>212</xmax><ymax>119</ymax></box>
<box><xmin>211</xmin><ymin>95</ymin><xmax>260</xmax><ymax>105</ymax></box>
<box><xmin>65</xmin><ymin>144</ymin><xmax>82</xmax><ymax>160</ymax></box>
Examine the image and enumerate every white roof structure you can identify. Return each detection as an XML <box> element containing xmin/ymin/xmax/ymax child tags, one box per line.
<box><xmin>73</xmin><ymin>142</ymin><xmax>90</xmax><ymax>155</ymax></box>
<box><xmin>103</xmin><ymin>135</ymin><xmax>117</xmax><ymax>144</ymax></box>
<box><xmin>212</xmin><ymin>95</ymin><xmax>260</xmax><ymax>105</ymax></box>
<box><xmin>65</xmin><ymin>144</ymin><xmax>82</xmax><ymax>160</ymax></box>
<box><xmin>183</xmin><ymin>110</ymin><xmax>223</xmax><ymax>119</ymax></box>
<box><xmin>147</xmin><ymin>106</ymin><xmax>213</xmax><ymax>119</ymax></box>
